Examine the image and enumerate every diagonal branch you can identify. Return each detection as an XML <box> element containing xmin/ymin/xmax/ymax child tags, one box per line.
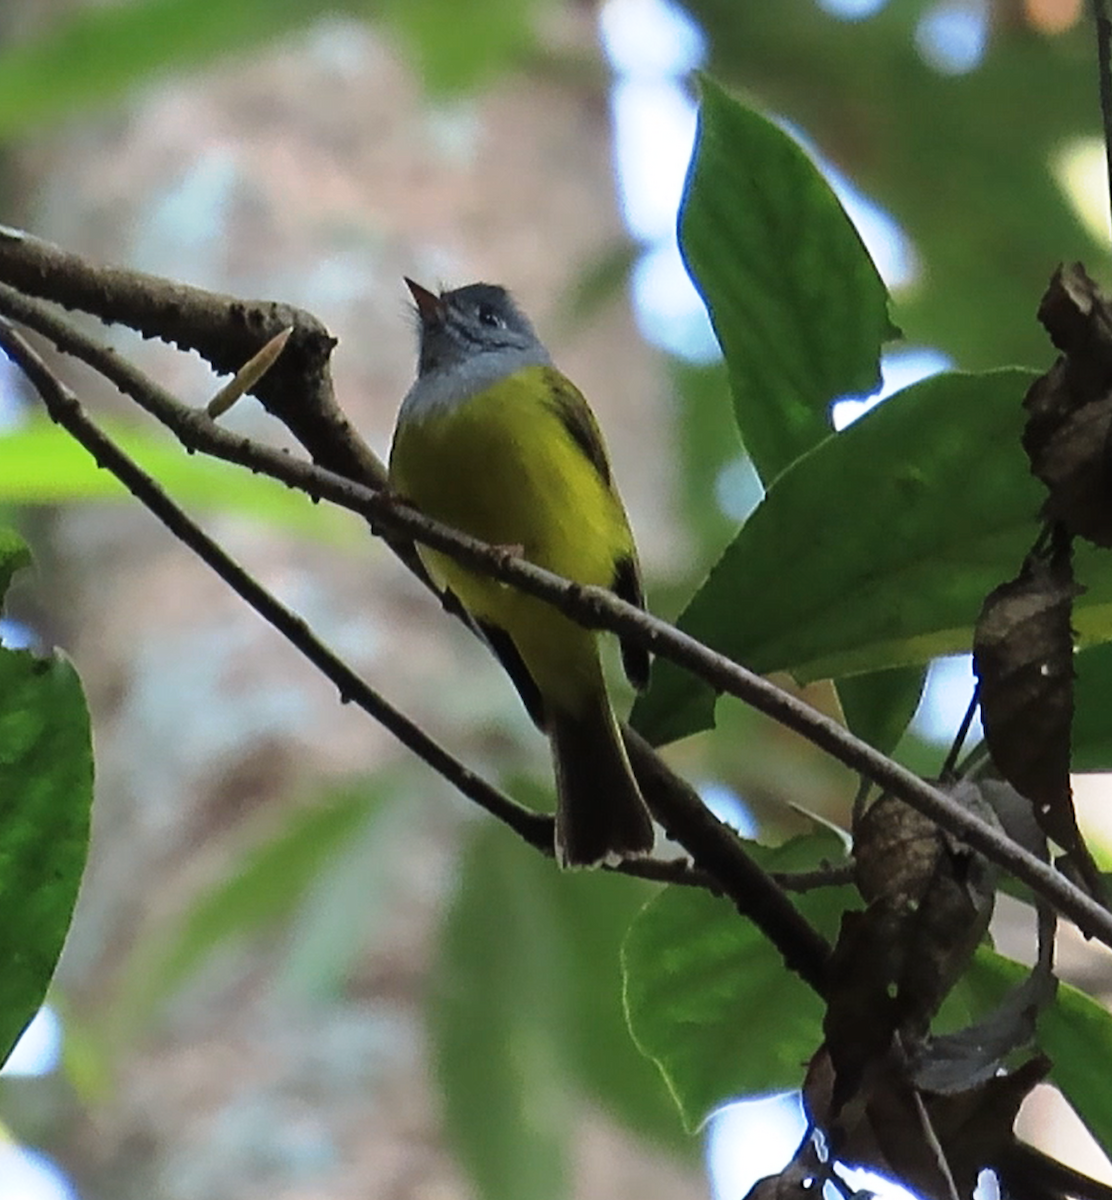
<box><xmin>0</xmin><ymin>302</ymin><xmax>835</xmax><ymax>990</ymax></box>
<box><xmin>0</xmin><ymin>225</ymin><xmax>382</xmax><ymax>484</ymax></box>
<box><xmin>0</xmin><ymin>319</ymin><xmax>727</xmax><ymax>903</ymax></box>
<box><xmin>2</xmin><ymin>246</ymin><xmax>1109</xmax><ymax>956</ymax></box>
<box><xmin>2</xmin><ymin>282</ymin><xmax>1110</xmax><ymax>953</ymax></box>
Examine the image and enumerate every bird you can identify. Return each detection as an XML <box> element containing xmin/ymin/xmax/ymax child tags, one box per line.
<box><xmin>388</xmin><ymin>278</ymin><xmax>655</xmax><ymax>868</ymax></box>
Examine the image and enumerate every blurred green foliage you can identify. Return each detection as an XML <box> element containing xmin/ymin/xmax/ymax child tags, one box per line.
<box><xmin>0</xmin><ymin>417</ymin><xmax>361</xmax><ymax>543</ymax></box>
<box><xmin>0</xmin><ymin>0</ymin><xmax>543</xmax><ymax>138</ymax></box>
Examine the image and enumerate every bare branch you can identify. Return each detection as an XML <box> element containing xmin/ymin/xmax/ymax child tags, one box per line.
<box><xmin>0</xmin><ymin>318</ymin><xmax>550</xmax><ymax>852</ymax></box>
<box><xmin>0</xmin><ymin>226</ymin><xmax>383</xmax><ymax>484</ymax></box>
<box><xmin>3</xmin><ymin>242</ymin><xmax>1109</xmax><ymax>958</ymax></box>
<box><xmin>4</xmin><ymin>283</ymin><xmax>1111</xmax><ymax>951</ymax></box>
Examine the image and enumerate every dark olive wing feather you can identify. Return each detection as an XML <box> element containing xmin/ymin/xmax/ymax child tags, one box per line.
<box><xmin>540</xmin><ymin>369</ymin><xmax>651</xmax><ymax>691</ymax></box>
<box><xmin>542</xmin><ymin>369</ymin><xmax>613</xmax><ymax>487</ymax></box>
<box><xmin>612</xmin><ymin>554</ymin><xmax>650</xmax><ymax>689</ymax></box>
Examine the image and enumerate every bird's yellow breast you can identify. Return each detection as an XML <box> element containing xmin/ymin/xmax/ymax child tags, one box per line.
<box><xmin>390</xmin><ymin>364</ymin><xmax>632</xmax><ymax>587</ymax></box>
<box><xmin>388</xmin><ymin>364</ymin><xmax>635</xmax><ymax>710</ymax></box>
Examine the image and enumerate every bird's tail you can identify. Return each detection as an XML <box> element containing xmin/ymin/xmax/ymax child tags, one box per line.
<box><xmin>549</xmin><ymin>691</ymin><xmax>654</xmax><ymax>869</ymax></box>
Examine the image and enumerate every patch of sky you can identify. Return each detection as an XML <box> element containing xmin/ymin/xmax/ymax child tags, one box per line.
<box><xmin>1</xmin><ymin>1006</ymin><xmax>62</xmax><ymax>1079</ymax></box>
<box><xmin>698</xmin><ymin>781</ymin><xmax>759</xmax><ymax>838</ymax></box>
<box><xmin>831</xmin><ymin>346</ymin><xmax>953</xmax><ymax>430</ymax></box>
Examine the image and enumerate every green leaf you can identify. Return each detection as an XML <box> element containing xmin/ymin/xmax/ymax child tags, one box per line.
<box><xmin>430</xmin><ymin>823</ymin><xmax>572</xmax><ymax>1200</ymax></box>
<box><xmin>0</xmin><ymin>529</ymin><xmax>32</xmax><ymax>603</ymax></box>
<box><xmin>679</xmin><ymin>78</ymin><xmax>895</xmax><ymax>484</ymax></box>
<box><xmin>1040</xmin><ymin>980</ymin><xmax>1112</xmax><ymax>1156</ymax></box>
<box><xmin>0</xmin><ymin>0</ymin><xmax>351</xmax><ymax>138</ymax></box>
<box><xmin>0</xmin><ymin>647</ymin><xmax>92</xmax><ymax>1064</ymax></box>
<box><xmin>0</xmin><ymin>418</ymin><xmax>359</xmax><ymax>544</ymax></box>
<box><xmin>622</xmin><ymin>833</ymin><xmax>854</xmax><ymax>1130</ymax></box>
<box><xmin>672</xmin><ymin>359</ymin><xmax>748</xmax><ymax>565</ymax></box>
<box><xmin>553</xmin><ymin>867</ymin><xmax>692</xmax><ymax>1156</ymax></box>
<box><xmin>633</xmin><ymin>370</ymin><xmax>1041</xmax><ymax>746</ymax></box>
<box><xmin>1072</xmin><ymin>642</ymin><xmax>1112</xmax><ymax>773</ymax></box>
<box><xmin>836</xmin><ymin>664</ymin><xmax>927</xmax><ymax>757</ymax></box>
<box><xmin>122</xmin><ymin>781</ymin><xmax>384</xmax><ymax>1022</ymax></box>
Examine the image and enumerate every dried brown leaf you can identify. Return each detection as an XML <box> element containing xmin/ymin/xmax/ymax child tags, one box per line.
<box><xmin>1024</xmin><ymin>264</ymin><xmax>1112</xmax><ymax>546</ymax></box>
<box><xmin>853</xmin><ymin>791</ymin><xmax>997</xmax><ymax>1035</ymax></box>
<box><xmin>805</xmin><ymin>1045</ymin><xmax>1050</xmax><ymax>1200</ymax></box>
<box><xmin>972</xmin><ymin>545</ymin><xmax>1103</xmax><ymax>898</ymax></box>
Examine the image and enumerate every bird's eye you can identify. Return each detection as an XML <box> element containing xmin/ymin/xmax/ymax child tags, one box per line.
<box><xmin>477</xmin><ymin>304</ymin><xmax>503</xmax><ymax>328</ymax></box>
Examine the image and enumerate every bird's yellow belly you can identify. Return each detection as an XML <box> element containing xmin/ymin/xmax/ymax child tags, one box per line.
<box><xmin>389</xmin><ymin>369</ymin><xmax>626</xmax><ymax>710</ymax></box>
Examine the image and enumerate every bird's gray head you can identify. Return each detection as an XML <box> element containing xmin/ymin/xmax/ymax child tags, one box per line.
<box><xmin>406</xmin><ymin>279</ymin><xmax>544</xmax><ymax>377</ymax></box>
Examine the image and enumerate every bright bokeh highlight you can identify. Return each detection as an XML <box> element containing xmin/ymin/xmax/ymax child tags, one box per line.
<box><xmin>0</xmin><ymin>1145</ymin><xmax>76</xmax><ymax>1200</ymax></box>
<box><xmin>816</xmin><ymin>0</ymin><xmax>890</xmax><ymax>18</ymax></box>
<box><xmin>915</xmin><ymin>0</ymin><xmax>990</xmax><ymax>74</ymax></box>
<box><xmin>911</xmin><ymin>653</ymin><xmax>983</xmax><ymax>746</ymax></box>
<box><xmin>1053</xmin><ymin>136</ymin><xmax>1112</xmax><ymax>248</ymax></box>
<box><xmin>831</xmin><ymin>346</ymin><xmax>952</xmax><ymax>429</ymax></box>
<box><xmin>598</xmin><ymin>0</ymin><xmax>706</xmax><ymax>77</ymax></box>
<box><xmin>2</xmin><ymin>1007</ymin><xmax>62</xmax><ymax>1079</ymax></box>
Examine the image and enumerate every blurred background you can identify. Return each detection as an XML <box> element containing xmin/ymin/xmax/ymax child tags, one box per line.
<box><xmin>1</xmin><ymin>0</ymin><xmax>1111</xmax><ymax>1196</ymax></box>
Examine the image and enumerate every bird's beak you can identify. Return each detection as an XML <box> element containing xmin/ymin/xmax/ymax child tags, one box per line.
<box><xmin>404</xmin><ymin>277</ymin><xmax>445</xmax><ymax>323</ymax></box>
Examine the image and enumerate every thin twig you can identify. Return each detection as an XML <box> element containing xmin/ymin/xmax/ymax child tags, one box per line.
<box><xmin>0</xmin><ymin>320</ymin><xmax>737</xmax><ymax>901</ymax></box>
<box><xmin>772</xmin><ymin>862</ymin><xmax>856</xmax><ymax>892</ymax></box>
<box><xmin>1093</xmin><ymin>0</ymin><xmax>1112</xmax><ymax>241</ymax></box>
<box><xmin>0</xmin><ymin>320</ymin><xmax>549</xmax><ymax>851</ymax></box>
<box><xmin>0</xmin><ymin>293</ymin><xmax>839</xmax><ymax>989</ymax></box>
<box><xmin>940</xmin><ymin>685</ymin><xmax>978</xmax><ymax>781</ymax></box>
<box><xmin>3</xmin><ymin>289</ymin><xmax>1111</xmax><ymax>952</ymax></box>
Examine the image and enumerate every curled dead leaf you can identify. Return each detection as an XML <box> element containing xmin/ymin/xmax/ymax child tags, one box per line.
<box><xmin>852</xmin><ymin>789</ymin><xmax>997</xmax><ymax>1036</ymax></box>
<box><xmin>1024</xmin><ymin>263</ymin><xmax>1112</xmax><ymax>547</ymax></box>
<box><xmin>972</xmin><ymin>542</ymin><xmax>1104</xmax><ymax>899</ymax></box>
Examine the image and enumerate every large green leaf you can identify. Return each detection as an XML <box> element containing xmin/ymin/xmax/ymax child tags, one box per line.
<box><xmin>0</xmin><ymin>418</ymin><xmax>358</xmax><ymax>544</ymax></box>
<box><xmin>679</xmin><ymin>78</ymin><xmax>895</xmax><ymax>484</ymax></box>
<box><xmin>1039</xmin><ymin>979</ymin><xmax>1112</xmax><ymax>1157</ymax></box>
<box><xmin>836</xmin><ymin>664</ymin><xmax>928</xmax><ymax>758</ymax></box>
<box><xmin>0</xmin><ymin>646</ymin><xmax>92</xmax><ymax>1065</ymax></box>
<box><xmin>634</xmin><ymin>370</ymin><xmax>1043</xmax><ymax>745</ymax></box>
<box><xmin>622</xmin><ymin>833</ymin><xmax>855</xmax><ymax>1131</ymax></box>
<box><xmin>684</xmin><ymin>2</ymin><xmax>1096</xmax><ymax>372</ymax></box>
<box><xmin>430</xmin><ymin>823</ymin><xmax>572</xmax><ymax>1200</ymax></box>
<box><xmin>553</xmin><ymin>865</ymin><xmax>692</xmax><ymax>1156</ymax></box>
